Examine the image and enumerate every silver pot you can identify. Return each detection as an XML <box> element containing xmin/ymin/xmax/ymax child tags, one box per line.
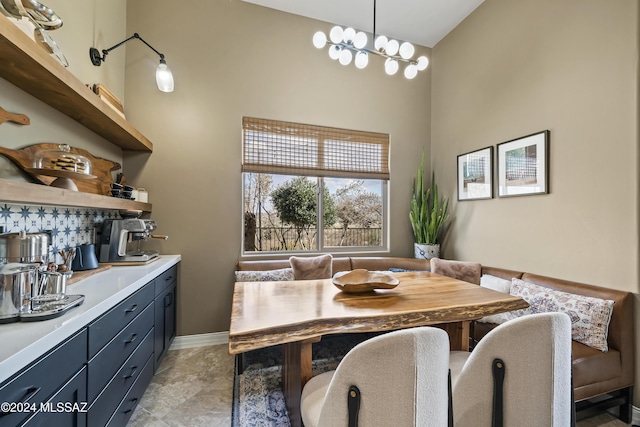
<box><xmin>0</xmin><ymin>231</ymin><xmax>50</xmax><ymax>264</ymax></box>
<box><xmin>0</xmin><ymin>262</ymin><xmax>39</xmax><ymax>322</ymax></box>
<box><xmin>0</xmin><ymin>231</ymin><xmax>51</xmax><ymax>321</ymax></box>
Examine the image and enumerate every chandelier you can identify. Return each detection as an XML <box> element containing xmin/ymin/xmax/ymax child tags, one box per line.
<box><xmin>312</xmin><ymin>0</ymin><xmax>428</xmax><ymax>79</ymax></box>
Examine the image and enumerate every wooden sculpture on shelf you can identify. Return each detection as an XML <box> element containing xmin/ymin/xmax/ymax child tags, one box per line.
<box><xmin>0</xmin><ymin>143</ymin><xmax>121</xmax><ymax>195</ymax></box>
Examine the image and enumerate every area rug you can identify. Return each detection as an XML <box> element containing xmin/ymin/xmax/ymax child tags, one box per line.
<box><xmin>231</xmin><ymin>333</ymin><xmax>380</xmax><ymax>426</ymax></box>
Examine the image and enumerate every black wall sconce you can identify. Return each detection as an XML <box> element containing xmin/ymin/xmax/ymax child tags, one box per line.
<box><xmin>89</xmin><ymin>33</ymin><xmax>174</xmax><ymax>93</ymax></box>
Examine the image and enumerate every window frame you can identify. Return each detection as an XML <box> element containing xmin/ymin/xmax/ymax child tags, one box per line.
<box><xmin>241</xmin><ymin>117</ymin><xmax>390</xmax><ymax>257</ymax></box>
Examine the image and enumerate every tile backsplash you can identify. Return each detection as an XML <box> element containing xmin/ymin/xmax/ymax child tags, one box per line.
<box><xmin>0</xmin><ymin>203</ymin><xmax>121</xmax><ymax>262</ymax></box>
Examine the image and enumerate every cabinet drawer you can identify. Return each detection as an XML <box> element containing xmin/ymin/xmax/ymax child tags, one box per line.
<box><xmin>154</xmin><ymin>265</ymin><xmax>177</xmax><ymax>296</ymax></box>
<box><xmin>88</xmin><ymin>284</ymin><xmax>154</xmax><ymax>358</ymax></box>
<box><xmin>88</xmin><ymin>329</ymin><xmax>153</xmax><ymax>427</ymax></box>
<box><xmin>0</xmin><ymin>329</ymin><xmax>87</xmax><ymax>427</ymax></box>
<box><xmin>22</xmin><ymin>367</ymin><xmax>87</xmax><ymax>427</ymax></box>
<box><xmin>87</xmin><ymin>303</ymin><xmax>153</xmax><ymax>402</ymax></box>
<box><xmin>105</xmin><ymin>356</ymin><xmax>154</xmax><ymax>427</ymax></box>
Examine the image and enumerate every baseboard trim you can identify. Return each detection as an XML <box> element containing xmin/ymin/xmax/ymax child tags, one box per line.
<box><xmin>169</xmin><ymin>331</ymin><xmax>229</xmax><ymax>350</ymax></box>
<box><xmin>633</xmin><ymin>404</ymin><xmax>640</xmax><ymax>425</ymax></box>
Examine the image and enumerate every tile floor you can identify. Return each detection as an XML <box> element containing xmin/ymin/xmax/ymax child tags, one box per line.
<box><xmin>127</xmin><ymin>345</ymin><xmax>234</xmax><ymax>427</ymax></box>
<box><xmin>127</xmin><ymin>344</ymin><xmax>631</xmax><ymax>427</ymax></box>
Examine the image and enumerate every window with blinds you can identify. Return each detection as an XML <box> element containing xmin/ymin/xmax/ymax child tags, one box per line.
<box><xmin>241</xmin><ymin>117</ymin><xmax>389</xmax><ymax>254</ymax></box>
<box><xmin>242</xmin><ymin>117</ymin><xmax>389</xmax><ymax>180</ymax></box>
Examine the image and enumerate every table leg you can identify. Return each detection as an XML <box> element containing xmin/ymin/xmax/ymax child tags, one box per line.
<box><xmin>282</xmin><ymin>338</ymin><xmax>317</xmax><ymax>427</ymax></box>
<box><xmin>441</xmin><ymin>321</ymin><xmax>470</xmax><ymax>351</ymax></box>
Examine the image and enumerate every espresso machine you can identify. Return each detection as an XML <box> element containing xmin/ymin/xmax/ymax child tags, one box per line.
<box><xmin>99</xmin><ymin>219</ymin><xmax>167</xmax><ymax>263</ymax></box>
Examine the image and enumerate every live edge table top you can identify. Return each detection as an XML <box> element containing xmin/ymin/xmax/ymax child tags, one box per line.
<box><xmin>228</xmin><ymin>271</ymin><xmax>529</xmax><ymax>354</ymax></box>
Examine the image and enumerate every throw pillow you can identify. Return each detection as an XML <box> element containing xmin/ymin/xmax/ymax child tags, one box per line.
<box><xmin>289</xmin><ymin>254</ymin><xmax>333</xmax><ymax>280</ymax></box>
<box><xmin>510</xmin><ymin>278</ymin><xmax>615</xmax><ymax>352</ymax></box>
<box><xmin>476</xmin><ymin>312</ymin><xmax>517</xmax><ymax>325</ymax></box>
<box><xmin>430</xmin><ymin>258</ymin><xmax>482</xmax><ymax>285</ymax></box>
<box><xmin>234</xmin><ymin>268</ymin><xmax>295</xmax><ymax>282</ymax></box>
<box><xmin>479</xmin><ymin>274</ymin><xmax>512</xmax><ymax>294</ymax></box>
<box><xmin>476</xmin><ymin>274</ymin><xmax>517</xmax><ymax>324</ymax></box>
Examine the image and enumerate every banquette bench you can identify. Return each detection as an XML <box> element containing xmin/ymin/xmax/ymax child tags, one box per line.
<box><xmin>477</xmin><ymin>265</ymin><xmax>634</xmax><ymax>423</ymax></box>
<box><xmin>235</xmin><ymin>256</ymin><xmax>635</xmax><ymax>423</ymax></box>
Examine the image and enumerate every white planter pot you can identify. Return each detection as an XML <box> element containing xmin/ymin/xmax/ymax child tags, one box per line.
<box><xmin>414</xmin><ymin>243</ymin><xmax>440</xmax><ymax>260</ymax></box>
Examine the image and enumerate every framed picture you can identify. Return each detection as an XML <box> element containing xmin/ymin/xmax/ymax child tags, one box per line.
<box><xmin>497</xmin><ymin>130</ymin><xmax>549</xmax><ymax>197</ymax></box>
<box><xmin>457</xmin><ymin>146</ymin><xmax>493</xmax><ymax>201</ymax></box>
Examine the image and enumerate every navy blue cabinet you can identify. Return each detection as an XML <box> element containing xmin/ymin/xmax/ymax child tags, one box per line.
<box><xmin>86</xmin><ymin>281</ymin><xmax>155</xmax><ymax>426</ymax></box>
<box><xmin>88</xmin><ymin>330</ymin><xmax>154</xmax><ymax>427</ymax></box>
<box><xmin>22</xmin><ymin>367</ymin><xmax>88</xmax><ymax>427</ymax></box>
<box><xmin>0</xmin><ymin>261</ymin><xmax>180</xmax><ymax>427</ymax></box>
<box><xmin>88</xmin><ymin>284</ymin><xmax>155</xmax><ymax>359</ymax></box>
<box><xmin>0</xmin><ymin>330</ymin><xmax>87</xmax><ymax>427</ymax></box>
<box><xmin>154</xmin><ymin>265</ymin><xmax>177</xmax><ymax>372</ymax></box>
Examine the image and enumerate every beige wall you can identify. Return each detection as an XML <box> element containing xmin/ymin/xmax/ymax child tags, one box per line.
<box><xmin>432</xmin><ymin>0</ymin><xmax>638</xmax><ymax>289</ymax></box>
<box><xmin>431</xmin><ymin>0</ymin><xmax>639</xmax><ymax>406</ymax></box>
<box><xmin>45</xmin><ymin>0</ymin><xmax>127</xmax><ymax>100</ymax></box>
<box><xmin>123</xmin><ymin>0</ymin><xmax>431</xmax><ymax>335</ymax></box>
<box><xmin>0</xmin><ymin>0</ymin><xmax>127</xmax><ymax>177</ymax></box>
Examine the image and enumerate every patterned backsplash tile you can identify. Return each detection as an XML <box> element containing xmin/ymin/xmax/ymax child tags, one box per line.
<box><xmin>0</xmin><ymin>203</ymin><xmax>121</xmax><ymax>262</ymax></box>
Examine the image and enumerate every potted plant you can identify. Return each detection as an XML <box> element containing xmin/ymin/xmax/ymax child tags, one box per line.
<box><xmin>410</xmin><ymin>152</ymin><xmax>449</xmax><ymax>259</ymax></box>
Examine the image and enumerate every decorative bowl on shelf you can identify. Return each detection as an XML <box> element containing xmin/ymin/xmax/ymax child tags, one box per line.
<box><xmin>332</xmin><ymin>269</ymin><xmax>399</xmax><ymax>293</ymax></box>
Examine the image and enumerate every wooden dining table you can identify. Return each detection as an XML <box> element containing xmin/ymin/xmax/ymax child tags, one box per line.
<box><xmin>228</xmin><ymin>271</ymin><xmax>529</xmax><ymax>427</ymax></box>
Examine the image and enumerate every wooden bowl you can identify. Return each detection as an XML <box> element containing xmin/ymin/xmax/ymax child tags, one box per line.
<box><xmin>332</xmin><ymin>269</ymin><xmax>399</xmax><ymax>293</ymax></box>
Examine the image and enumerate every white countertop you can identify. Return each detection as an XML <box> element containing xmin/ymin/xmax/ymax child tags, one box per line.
<box><xmin>0</xmin><ymin>255</ymin><xmax>181</xmax><ymax>385</ymax></box>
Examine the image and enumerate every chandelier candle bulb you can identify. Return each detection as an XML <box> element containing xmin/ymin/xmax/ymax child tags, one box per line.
<box><xmin>339</xmin><ymin>49</ymin><xmax>353</xmax><ymax>65</ymax></box>
<box><xmin>417</xmin><ymin>56</ymin><xmax>429</xmax><ymax>71</ymax></box>
<box><xmin>385</xmin><ymin>39</ymin><xmax>399</xmax><ymax>56</ymax></box>
<box><xmin>355</xmin><ymin>51</ymin><xmax>369</xmax><ymax>69</ymax></box>
<box><xmin>374</xmin><ymin>35</ymin><xmax>388</xmax><ymax>51</ymax></box>
<box><xmin>404</xmin><ymin>64</ymin><xmax>418</xmax><ymax>79</ymax></box>
<box><xmin>399</xmin><ymin>42</ymin><xmax>415</xmax><ymax>60</ymax></box>
<box><xmin>384</xmin><ymin>58</ymin><xmax>399</xmax><ymax>75</ymax></box>
<box><xmin>329</xmin><ymin>26</ymin><xmax>344</xmax><ymax>43</ymax></box>
<box><xmin>354</xmin><ymin>32</ymin><xmax>368</xmax><ymax>49</ymax></box>
<box><xmin>342</xmin><ymin>27</ymin><xmax>356</xmax><ymax>43</ymax></box>
<box><xmin>329</xmin><ymin>45</ymin><xmax>341</xmax><ymax>60</ymax></box>
<box><xmin>313</xmin><ymin>31</ymin><xmax>327</xmax><ymax>48</ymax></box>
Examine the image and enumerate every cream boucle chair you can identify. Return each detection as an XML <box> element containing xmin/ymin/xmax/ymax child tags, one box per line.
<box><xmin>300</xmin><ymin>327</ymin><xmax>451</xmax><ymax>427</ymax></box>
<box><xmin>449</xmin><ymin>312</ymin><xmax>573</xmax><ymax>427</ymax></box>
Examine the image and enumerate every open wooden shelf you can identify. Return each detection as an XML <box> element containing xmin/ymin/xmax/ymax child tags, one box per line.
<box><xmin>0</xmin><ymin>178</ymin><xmax>152</xmax><ymax>212</ymax></box>
<box><xmin>0</xmin><ymin>14</ymin><xmax>153</xmax><ymax>152</ymax></box>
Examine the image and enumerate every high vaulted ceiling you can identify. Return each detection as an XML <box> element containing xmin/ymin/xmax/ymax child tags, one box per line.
<box><xmin>241</xmin><ymin>0</ymin><xmax>484</xmax><ymax>48</ymax></box>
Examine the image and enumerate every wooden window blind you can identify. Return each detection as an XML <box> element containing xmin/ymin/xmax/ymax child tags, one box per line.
<box><xmin>242</xmin><ymin>117</ymin><xmax>390</xmax><ymax>180</ymax></box>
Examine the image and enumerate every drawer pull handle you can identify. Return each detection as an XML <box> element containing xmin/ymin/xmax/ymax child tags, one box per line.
<box><xmin>165</xmin><ymin>292</ymin><xmax>173</xmax><ymax>308</ymax></box>
<box><xmin>165</xmin><ymin>275</ymin><xmax>173</xmax><ymax>282</ymax></box>
<box><xmin>124</xmin><ymin>398</ymin><xmax>139</xmax><ymax>414</ymax></box>
<box><xmin>125</xmin><ymin>304</ymin><xmax>138</xmax><ymax>314</ymax></box>
<box><xmin>124</xmin><ymin>334</ymin><xmax>138</xmax><ymax>345</ymax></box>
<box><xmin>0</xmin><ymin>387</ymin><xmax>40</xmax><ymax>417</ymax></box>
<box><xmin>123</xmin><ymin>366</ymin><xmax>139</xmax><ymax>380</ymax></box>
<box><xmin>20</xmin><ymin>386</ymin><xmax>41</xmax><ymax>404</ymax></box>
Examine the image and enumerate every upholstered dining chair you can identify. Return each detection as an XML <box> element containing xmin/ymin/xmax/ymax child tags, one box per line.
<box><xmin>449</xmin><ymin>312</ymin><xmax>573</xmax><ymax>427</ymax></box>
<box><xmin>300</xmin><ymin>327</ymin><xmax>451</xmax><ymax>427</ymax></box>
